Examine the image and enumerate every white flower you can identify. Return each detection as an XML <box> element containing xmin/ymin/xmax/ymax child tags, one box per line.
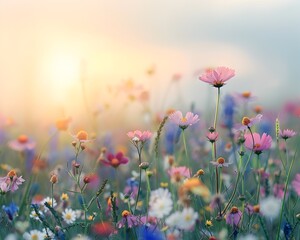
<box><xmin>42</xmin><ymin>228</ymin><xmax>55</xmax><ymax>239</ymax></box>
<box><xmin>29</xmin><ymin>210</ymin><xmax>43</xmax><ymax>221</ymax></box>
<box><xmin>4</xmin><ymin>234</ymin><xmax>18</xmax><ymax>240</ymax></box>
<box><xmin>62</xmin><ymin>208</ymin><xmax>77</xmax><ymax>224</ymax></box>
<box><xmin>41</xmin><ymin>197</ymin><xmax>57</xmax><ymax>212</ymax></box>
<box><xmin>71</xmin><ymin>234</ymin><xmax>91</xmax><ymax>240</ymax></box>
<box><xmin>177</xmin><ymin>207</ymin><xmax>198</xmax><ymax>230</ymax></box>
<box><xmin>238</xmin><ymin>234</ymin><xmax>258</xmax><ymax>240</ymax></box>
<box><xmin>260</xmin><ymin>196</ymin><xmax>281</xmax><ymax>219</ymax></box>
<box><xmin>23</xmin><ymin>230</ymin><xmax>44</xmax><ymax>240</ymax></box>
<box><xmin>149</xmin><ymin>188</ymin><xmax>173</xmax><ymax>218</ymax></box>
<box><xmin>165</xmin><ymin>211</ymin><xmax>181</xmax><ymax>227</ymax></box>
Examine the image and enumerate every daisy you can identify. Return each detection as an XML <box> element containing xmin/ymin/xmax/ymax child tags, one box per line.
<box><xmin>199</xmin><ymin>67</ymin><xmax>235</xmax><ymax>88</ymax></box>
<box><xmin>148</xmin><ymin>188</ymin><xmax>173</xmax><ymax>219</ymax></box>
<box><xmin>8</xmin><ymin>134</ymin><xmax>36</xmax><ymax>151</ymax></box>
<box><xmin>42</xmin><ymin>228</ymin><xmax>55</xmax><ymax>239</ymax></box>
<box><xmin>244</xmin><ymin>132</ymin><xmax>272</xmax><ymax>155</ymax></box>
<box><xmin>23</xmin><ymin>230</ymin><xmax>44</xmax><ymax>240</ymax></box>
<box><xmin>41</xmin><ymin>197</ymin><xmax>57</xmax><ymax>212</ymax></box>
<box><xmin>211</xmin><ymin>157</ymin><xmax>232</xmax><ymax>168</ymax></box>
<box><xmin>62</xmin><ymin>208</ymin><xmax>77</xmax><ymax>224</ymax></box>
<box><xmin>168</xmin><ymin>111</ymin><xmax>199</xmax><ymax>130</ymax></box>
<box><xmin>178</xmin><ymin>207</ymin><xmax>198</xmax><ymax>230</ymax></box>
<box><xmin>260</xmin><ymin>196</ymin><xmax>281</xmax><ymax>220</ymax></box>
<box><xmin>30</xmin><ymin>210</ymin><xmax>43</xmax><ymax>221</ymax></box>
<box><xmin>165</xmin><ymin>211</ymin><xmax>181</xmax><ymax>227</ymax></box>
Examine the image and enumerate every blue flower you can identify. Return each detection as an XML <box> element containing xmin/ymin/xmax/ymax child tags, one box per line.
<box><xmin>222</xmin><ymin>94</ymin><xmax>236</xmax><ymax>130</ymax></box>
<box><xmin>2</xmin><ymin>202</ymin><xmax>19</xmax><ymax>221</ymax></box>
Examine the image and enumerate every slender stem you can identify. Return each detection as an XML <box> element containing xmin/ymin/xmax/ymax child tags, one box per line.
<box><xmin>182</xmin><ymin>130</ymin><xmax>190</xmax><ymax>171</ymax></box>
<box><xmin>51</xmin><ymin>183</ymin><xmax>54</xmax><ymax>208</ymax></box>
<box><xmin>255</xmin><ymin>154</ymin><xmax>261</xmax><ymax>203</ymax></box>
<box><xmin>213</xmin><ymin>87</ymin><xmax>221</xmax><ymax>130</ymax></box>
<box><xmin>276</xmin><ymin>148</ymin><xmax>296</xmax><ymax>240</ymax></box>
<box><xmin>215</xmin><ymin>166</ymin><xmax>219</xmax><ymax>194</ymax></box>
<box><xmin>134</xmin><ymin>147</ymin><xmax>142</xmax><ymax>214</ymax></box>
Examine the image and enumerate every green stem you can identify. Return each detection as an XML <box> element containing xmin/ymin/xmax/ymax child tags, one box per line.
<box><xmin>256</xmin><ymin>154</ymin><xmax>261</xmax><ymax>203</ymax></box>
<box><xmin>213</xmin><ymin>87</ymin><xmax>221</xmax><ymax>130</ymax></box>
<box><xmin>182</xmin><ymin>130</ymin><xmax>190</xmax><ymax>171</ymax></box>
<box><xmin>134</xmin><ymin>149</ymin><xmax>142</xmax><ymax>214</ymax></box>
<box><xmin>276</xmin><ymin>148</ymin><xmax>296</xmax><ymax>240</ymax></box>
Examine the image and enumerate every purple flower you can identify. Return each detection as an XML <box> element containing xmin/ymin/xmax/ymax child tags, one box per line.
<box><xmin>226</xmin><ymin>206</ymin><xmax>242</xmax><ymax>226</ymax></box>
<box><xmin>117</xmin><ymin>210</ymin><xmax>146</xmax><ymax>228</ymax></box>
<box><xmin>0</xmin><ymin>170</ymin><xmax>25</xmax><ymax>193</ymax></box>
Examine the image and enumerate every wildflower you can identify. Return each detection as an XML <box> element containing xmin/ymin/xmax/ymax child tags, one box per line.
<box><xmin>30</xmin><ymin>210</ymin><xmax>43</xmax><ymax>221</ymax></box>
<box><xmin>61</xmin><ymin>193</ymin><xmax>69</xmax><ymax>201</ymax></box>
<box><xmin>2</xmin><ymin>202</ymin><xmax>19</xmax><ymax>221</ymax></box>
<box><xmin>62</xmin><ymin>208</ymin><xmax>77</xmax><ymax>224</ymax></box>
<box><xmin>92</xmin><ymin>222</ymin><xmax>114</xmax><ymax>237</ymax></box>
<box><xmin>0</xmin><ymin>170</ymin><xmax>25</xmax><ymax>193</ymax></box>
<box><xmin>211</xmin><ymin>157</ymin><xmax>231</xmax><ymax>168</ymax></box>
<box><xmin>273</xmin><ymin>184</ymin><xmax>285</xmax><ymax>199</ymax></box>
<box><xmin>41</xmin><ymin>197</ymin><xmax>57</xmax><ymax>211</ymax></box>
<box><xmin>199</xmin><ymin>66</ymin><xmax>235</xmax><ymax>88</ymax></box>
<box><xmin>226</xmin><ymin>206</ymin><xmax>242</xmax><ymax>226</ymax></box>
<box><xmin>117</xmin><ymin>210</ymin><xmax>146</xmax><ymax>228</ymax></box>
<box><xmin>23</xmin><ymin>230</ymin><xmax>44</xmax><ymax>240</ymax></box>
<box><xmin>8</xmin><ymin>134</ymin><xmax>36</xmax><ymax>151</ymax></box>
<box><xmin>180</xmin><ymin>178</ymin><xmax>210</xmax><ymax>201</ymax></box>
<box><xmin>168</xmin><ymin>166</ymin><xmax>191</xmax><ymax>183</ymax></box>
<box><xmin>279</xmin><ymin>129</ymin><xmax>297</xmax><ymax>140</ymax></box>
<box><xmin>101</xmin><ymin>152</ymin><xmax>129</xmax><ymax>168</ymax></box>
<box><xmin>149</xmin><ymin>188</ymin><xmax>173</xmax><ymax>219</ymax></box>
<box><xmin>205</xmin><ymin>220</ymin><xmax>213</xmax><ymax>227</ymax></box>
<box><xmin>168</xmin><ymin>111</ymin><xmax>199</xmax><ymax>130</ymax></box>
<box><xmin>206</xmin><ymin>131</ymin><xmax>219</xmax><ymax>143</ymax></box>
<box><xmin>236</xmin><ymin>114</ymin><xmax>263</xmax><ymax>131</ymax></box>
<box><xmin>292</xmin><ymin>174</ymin><xmax>300</xmax><ymax>196</ymax></box>
<box><xmin>127</xmin><ymin>130</ymin><xmax>152</xmax><ymax>142</ymax></box>
<box><xmin>50</xmin><ymin>173</ymin><xmax>58</xmax><ymax>184</ymax></box>
<box><xmin>178</xmin><ymin>207</ymin><xmax>199</xmax><ymax>230</ymax></box>
<box><xmin>244</xmin><ymin>132</ymin><xmax>272</xmax><ymax>155</ymax></box>
<box><xmin>260</xmin><ymin>196</ymin><xmax>281</xmax><ymax>219</ymax></box>
<box><xmin>72</xmin><ymin>130</ymin><xmax>93</xmax><ymax>143</ymax></box>
<box><xmin>55</xmin><ymin>117</ymin><xmax>71</xmax><ymax>131</ymax></box>
<box><xmin>42</xmin><ymin>228</ymin><xmax>55</xmax><ymax>239</ymax></box>
<box><xmin>221</xmin><ymin>94</ymin><xmax>236</xmax><ymax>129</ymax></box>
<box><xmin>165</xmin><ymin>211</ymin><xmax>181</xmax><ymax>227</ymax></box>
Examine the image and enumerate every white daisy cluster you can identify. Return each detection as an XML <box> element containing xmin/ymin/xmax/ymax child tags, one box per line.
<box><xmin>166</xmin><ymin>207</ymin><xmax>198</xmax><ymax>230</ymax></box>
<box><xmin>62</xmin><ymin>208</ymin><xmax>77</xmax><ymax>224</ymax></box>
<box><xmin>23</xmin><ymin>230</ymin><xmax>44</xmax><ymax>240</ymax></box>
<box><xmin>148</xmin><ymin>188</ymin><xmax>173</xmax><ymax>218</ymax></box>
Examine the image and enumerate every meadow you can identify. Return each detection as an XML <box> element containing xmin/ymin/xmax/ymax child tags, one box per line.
<box><xmin>0</xmin><ymin>66</ymin><xmax>300</xmax><ymax>240</ymax></box>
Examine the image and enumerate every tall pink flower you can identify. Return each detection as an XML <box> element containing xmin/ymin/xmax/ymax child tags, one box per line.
<box><xmin>169</xmin><ymin>111</ymin><xmax>199</xmax><ymax>130</ymax></box>
<box><xmin>279</xmin><ymin>129</ymin><xmax>297</xmax><ymax>140</ymax></box>
<box><xmin>101</xmin><ymin>152</ymin><xmax>129</xmax><ymax>168</ymax></box>
<box><xmin>244</xmin><ymin>132</ymin><xmax>272</xmax><ymax>155</ymax></box>
<box><xmin>127</xmin><ymin>130</ymin><xmax>152</xmax><ymax>142</ymax></box>
<box><xmin>199</xmin><ymin>67</ymin><xmax>235</xmax><ymax>88</ymax></box>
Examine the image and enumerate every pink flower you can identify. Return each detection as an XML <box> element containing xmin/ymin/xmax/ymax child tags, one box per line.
<box><xmin>169</xmin><ymin>111</ymin><xmax>199</xmax><ymax>130</ymax></box>
<box><xmin>206</xmin><ymin>131</ymin><xmax>219</xmax><ymax>143</ymax></box>
<box><xmin>127</xmin><ymin>130</ymin><xmax>152</xmax><ymax>142</ymax></box>
<box><xmin>292</xmin><ymin>174</ymin><xmax>300</xmax><ymax>196</ymax></box>
<box><xmin>226</xmin><ymin>206</ymin><xmax>242</xmax><ymax>226</ymax></box>
<box><xmin>235</xmin><ymin>114</ymin><xmax>263</xmax><ymax>131</ymax></box>
<box><xmin>244</xmin><ymin>132</ymin><xmax>272</xmax><ymax>155</ymax></box>
<box><xmin>101</xmin><ymin>152</ymin><xmax>129</xmax><ymax>168</ymax></box>
<box><xmin>273</xmin><ymin>184</ymin><xmax>286</xmax><ymax>199</ymax></box>
<box><xmin>279</xmin><ymin>129</ymin><xmax>297</xmax><ymax>140</ymax></box>
<box><xmin>168</xmin><ymin>166</ymin><xmax>191</xmax><ymax>183</ymax></box>
<box><xmin>117</xmin><ymin>211</ymin><xmax>146</xmax><ymax>228</ymax></box>
<box><xmin>8</xmin><ymin>135</ymin><xmax>36</xmax><ymax>151</ymax></box>
<box><xmin>0</xmin><ymin>170</ymin><xmax>25</xmax><ymax>193</ymax></box>
<box><xmin>199</xmin><ymin>67</ymin><xmax>235</xmax><ymax>88</ymax></box>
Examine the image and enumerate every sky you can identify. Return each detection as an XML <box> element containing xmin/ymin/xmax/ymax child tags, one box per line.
<box><xmin>0</xmin><ymin>0</ymin><xmax>300</xmax><ymax>129</ymax></box>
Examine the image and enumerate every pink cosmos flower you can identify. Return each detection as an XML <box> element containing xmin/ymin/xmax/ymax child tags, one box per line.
<box><xmin>279</xmin><ymin>129</ymin><xmax>297</xmax><ymax>140</ymax></box>
<box><xmin>235</xmin><ymin>114</ymin><xmax>263</xmax><ymax>131</ymax></box>
<box><xmin>8</xmin><ymin>134</ymin><xmax>36</xmax><ymax>151</ymax></box>
<box><xmin>226</xmin><ymin>206</ymin><xmax>242</xmax><ymax>226</ymax></box>
<box><xmin>244</xmin><ymin>132</ymin><xmax>272</xmax><ymax>155</ymax></box>
<box><xmin>0</xmin><ymin>170</ymin><xmax>25</xmax><ymax>193</ymax></box>
<box><xmin>167</xmin><ymin>166</ymin><xmax>191</xmax><ymax>183</ymax></box>
<box><xmin>101</xmin><ymin>152</ymin><xmax>129</xmax><ymax>168</ymax></box>
<box><xmin>199</xmin><ymin>67</ymin><xmax>235</xmax><ymax>88</ymax></box>
<box><xmin>127</xmin><ymin>130</ymin><xmax>152</xmax><ymax>142</ymax></box>
<box><xmin>292</xmin><ymin>174</ymin><xmax>300</xmax><ymax>196</ymax></box>
<box><xmin>169</xmin><ymin>111</ymin><xmax>199</xmax><ymax>130</ymax></box>
<box><xmin>206</xmin><ymin>131</ymin><xmax>219</xmax><ymax>143</ymax></box>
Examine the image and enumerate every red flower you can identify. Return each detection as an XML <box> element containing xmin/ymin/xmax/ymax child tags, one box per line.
<box><xmin>101</xmin><ymin>152</ymin><xmax>129</xmax><ymax>168</ymax></box>
<box><xmin>92</xmin><ymin>222</ymin><xmax>114</xmax><ymax>237</ymax></box>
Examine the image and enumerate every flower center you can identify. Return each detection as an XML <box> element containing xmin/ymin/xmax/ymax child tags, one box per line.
<box><xmin>76</xmin><ymin>130</ymin><xmax>88</xmax><ymax>141</ymax></box>
<box><xmin>185</xmin><ymin>215</ymin><xmax>192</xmax><ymax>221</ymax></box>
<box><xmin>217</xmin><ymin>157</ymin><xmax>225</xmax><ymax>164</ymax></box>
<box><xmin>254</xmin><ymin>143</ymin><xmax>261</xmax><ymax>149</ymax></box>
<box><xmin>18</xmin><ymin>135</ymin><xmax>28</xmax><ymax>143</ymax></box>
<box><xmin>242</xmin><ymin>91</ymin><xmax>251</xmax><ymax>98</ymax></box>
<box><xmin>231</xmin><ymin>206</ymin><xmax>239</xmax><ymax>214</ymax></box>
<box><xmin>32</xmin><ymin>234</ymin><xmax>38</xmax><ymax>240</ymax></box>
<box><xmin>111</xmin><ymin>158</ymin><xmax>120</xmax><ymax>167</ymax></box>
<box><xmin>7</xmin><ymin>170</ymin><xmax>16</xmax><ymax>178</ymax></box>
<box><xmin>122</xmin><ymin>210</ymin><xmax>131</xmax><ymax>218</ymax></box>
<box><xmin>181</xmin><ymin>117</ymin><xmax>187</xmax><ymax>122</ymax></box>
<box><xmin>242</xmin><ymin>117</ymin><xmax>251</xmax><ymax>126</ymax></box>
<box><xmin>65</xmin><ymin>213</ymin><xmax>72</xmax><ymax>220</ymax></box>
